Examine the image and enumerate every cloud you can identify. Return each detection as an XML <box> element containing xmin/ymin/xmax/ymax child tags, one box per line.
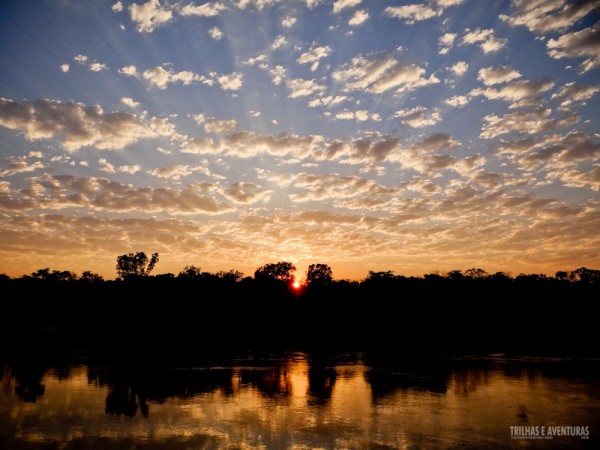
<box><xmin>500</xmin><ymin>0</ymin><xmax>600</xmax><ymax>34</ymax></box>
<box><xmin>234</xmin><ymin>0</ymin><xmax>279</xmax><ymax>10</ymax></box>
<box><xmin>271</xmin><ymin>35</ymin><xmax>287</xmax><ymax>50</ymax></box>
<box><xmin>119</xmin><ymin>65</ymin><xmax>138</xmax><ymax>76</ymax></box>
<box><xmin>308</xmin><ymin>95</ymin><xmax>347</xmax><ymax>107</ymax></box>
<box><xmin>0</xmin><ymin>98</ymin><xmax>166</xmax><ymax>151</ymax></box>
<box><xmin>112</xmin><ymin>1</ymin><xmax>123</xmax><ymax>13</ymax></box>
<box><xmin>332</xmin><ymin>54</ymin><xmax>440</xmax><ymax>94</ymax></box>
<box><xmin>74</xmin><ymin>54</ymin><xmax>88</xmax><ymax>64</ymax></box>
<box><xmin>444</xmin><ymin>95</ymin><xmax>469</xmax><ymax>107</ymax></box>
<box><xmin>349</xmin><ymin>9</ymin><xmax>369</xmax><ymax>26</ymax></box>
<box><xmin>547</xmin><ymin>24</ymin><xmax>600</xmax><ymax>73</ymax></box>
<box><xmin>194</xmin><ymin>114</ymin><xmax>239</xmax><ymax>133</ymax></box>
<box><xmin>551</xmin><ymin>82</ymin><xmax>600</xmax><ymax>107</ymax></box>
<box><xmin>148</xmin><ymin>164</ymin><xmax>210</xmax><ymax>180</ymax></box>
<box><xmin>478</xmin><ymin>66</ymin><xmax>522</xmax><ymax>85</ymax></box>
<box><xmin>209</xmin><ymin>26</ymin><xmax>223</xmax><ymax>40</ymax></box>
<box><xmin>98</xmin><ymin>158</ymin><xmax>115</xmax><ymax>173</ymax></box>
<box><xmin>142</xmin><ymin>65</ymin><xmax>211</xmax><ymax>89</ymax></box>
<box><xmin>385</xmin><ymin>5</ymin><xmax>439</xmax><ymax>24</ymax></box>
<box><xmin>480</xmin><ymin>108</ymin><xmax>579</xmax><ymax>139</ymax></box>
<box><xmin>332</xmin><ymin>0</ymin><xmax>362</xmax><ymax>13</ymax></box>
<box><xmin>450</xmin><ymin>61</ymin><xmax>468</xmax><ymax>76</ymax></box>
<box><xmin>179</xmin><ymin>2</ymin><xmax>226</xmax><ymax>17</ymax></box>
<box><xmin>0</xmin><ymin>158</ymin><xmax>44</xmax><ymax>177</ymax></box>
<box><xmin>289</xmin><ymin>173</ymin><xmax>399</xmax><ymax>203</ymax></box>
<box><xmin>462</xmin><ymin>27</ymin><xmax>506</xmax><ymax>53</ymax></box>
<box><xmin>549</xmin><ymin>166</ymin><xmax>600</xmax><ymax>191</ymax></box>
<box><xmin>282</xmin><ymin>16</ymin><xmax>296</xmax><ymax>27</ymax></box>
<box><xmin>121</xmin><ymin>97</ymin><xmax>140</xmax><ymax>108</ymax></box>
<box><xmin>118</xmin><ymin>164</ymin><xmax>140</xmax><ymax>174</ymax></box>
<box><xmin>89</xmin><ymin>62</ymin><xmax>107</xmax><ymax>72</ymax></box>
<box><xmin>474</xmin><ymin>78</ymin><xmax>555</xmax><ymax>105</ymax></box>
<box><xmin>394</xmin><ymin>106</ymin><xmax>442</xmax><ymax>128</ymax></box>
<box><xmin>297</xmin><ymin>45</ymin><xmax>331</xmax><ymax>71</ymax></box>
<box><xmin>286</xmin><ymin>78</ymin><xmax>326</xmax><ymax>98</ymax></box>
<box><xmin>0</xmin><ymin>174</ymin><xmax>231</xmax><ymax>214</ymax></box>
<box><xmin>129</xmin><ymin>0</ymin><xmax>173</xmax><ymax>32</ymax></box>
<box><xmin>438</xmin><ymin>32</ymin><xmax>457</xmax><ymax>54</ymax></box>
<box><xmin>334</xmin><ymin>109</ymin><xmax>377</xmax><ymax>122</ymax></box>
<box><xmin>218</xmin><ymin>72</ymin><xmax>243</xmax><ymax>91</ymax></box>
<box><xmin>60</xmin><ymin>64</ymin><xmax>70</xmax><ymax>73</ymax></box>
<box><xmin>222</xmin><ymin>182</ymin><xmax>271</xmax><ymax>204</ymax></box>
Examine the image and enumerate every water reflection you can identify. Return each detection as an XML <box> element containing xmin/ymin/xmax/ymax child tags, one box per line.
<box><xmin>1</xmin><ymin>352</ymin><xmax>599</xmax><ymax>449</ymax></box>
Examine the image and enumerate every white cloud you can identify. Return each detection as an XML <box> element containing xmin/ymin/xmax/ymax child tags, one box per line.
<box><xmin>282</xmin><ymin>16</ymin><xmax>296</xmax><ymax>27</ymax></box>
<box><xmin>335</xmin><ymin>109</ymin><xmax>372</xmax><ymax>121</ymax></box>
<box><xmin>297</xmin><ymin>45</ymin><xmax>331</xmax><ymax>71</ymax></box>
<box><xmin>286</xmin><ymin>78</ymin><xmax>325</xmax><ymax>98</ymax></box>
<box><xmin>480</xmin><ymin>108</ymin><xmax>579</xmax><ymax>139</ymax></box>
<box><xmin>194</xmin><ymin>114</ymin><xmax>239</xmax><ymax>133</ymax></box>
<box><xmin>223</xmin><ymin>182</ymin><xmax>271</xmax><ymax>204</ymax></box>
<box><xmin>118</xmin><ymin>164</ymin><xmax>140</xmax><ymax>174</ymax></box>
<box><xmin>0</xmin><ymin>98</ymin><xmax>164</xmax><ymax>151</ymax></box>
<box><xmin>394</xmin><ymin>106</ymin><xmax>442</xmax><ymax>128</ymax></box>
<box><xmin>0</xmin><ymin>158</ymin><xmax>44</xmax><ymax>177</ymax></box>
<box><xmin>28</xmin><ymin>151</ymin><xmax>43</xmax><ymax>158</ymax></box>
<box><xmin>271</xmin><ymin>35</ymin><xmax>287</xmax><ymax>50</ymax></box>
<box><xmin>60</xmin><ymin>64</ymin><xmax>70</xmax><ymax>73</ymax></box>
<box><xmin>385</xmin><ymin>5</ymin><xmax>439</xmax><ymax>24</ymax></box>
<box><xmin>218</xmin><ymin>72</ymin><xmax>243</xmax><ymax>90</ymax></box>
<box><xmin>209</xmin><ymin>26</ymin><xmax>223</xmax><ymax>40</ymax></box>
<box><xmin>129</xmin><ymin>0</ymin><xmax>173</xmax><ymax>32</ymax></box>
<box><xmin>478</xmin><ymin>66</ymin><xmax>522</xmax><ymax>85</ymax></box>
<box><xmin>438</xmin><ymin>32</ymin><xmax>456</xmax><ymax>54</ymax></box>
<box><xmin>547</xmin><ymin>25</ymin><xmax>600</xmax><ymax>73</ymax></box>
<box><xmin>98</xmin><ymin>158</ymin><xmax>115</xmax><ymax>174</ymax></box>
<box><xmin>332</xmin><ymin>0</ymin><xmax>362</xmax><ymax>13</ymax></box>
<box><xmin>308</xmin><ymin>95</ymin><xmax>347</xmax><ymax>107</ymax></box>
<box><xmin>142</xmin><ymin>65</ymin><xmax>211</xmax><ymax>89</ymax></box>
<box><xmin>89</xmin><ymin>63</ymin><xmax>107</xmax><ymax>72</ymax></box>
<box><xmin>500</xmin><ymin>0</ymin><xmax>599</xmax><ymax>34</ymax></box>
<box><xmin>332</xmin><ymin>54</ymin><xmax>440</xmax><ymax>94</ymax></box>
<box><xmin>112</xmin><ymin>1</ymin><xmax>123</xmax><ymax>12</ymax></box>
<box><xmin>148</xmin><ymin>164</ymin><xmax>210</xmax><ymax>180</ymax></box>
<box><xmin>74</xmin><ymin>54</ymin><xmax>88</xmax><ymax>64</ymax></box>
<box><xmin>180</xmin><ymin>2</ymin><xmax>226</xmax><ymax>17</ymax></box>
<box><xmin>349</xmin><ymin>9</ymin><xmax>369</xmax><ymax>26</ymax></box>
<box><xmin>119</xmin><ymin>65</ymin><xmax>138</xmax><ymax>76</ymax></box>
<box><xmin>462</xmin><ymin>27</ymin><xmax>506</xmax><ymax>53</ymax></box>
<box><xmin>305</xmin><ymin>0</ymin><xmax>321</xmax><ymax>8</ymax></box>
<box><xmin>444</xmin><ymin>95</ymin><xmax>469</xmax><ymax>107</ymax></box>
<box><xmin>551</xmin><ymin>82</ymin><xmax>600</xmax><ymax>107</ymax></box>
<box><xmin>450</xmin><ymin>61</ymin><xmax>468</xmax><ymax>76</ymax></box>
<box><xmin>121</xmin><ymin>97</ymin><xmax>140</xmax><ymax>108</ymax></box>
<box><xmin>234</xmin><ymin>0</ymin><xmax>279</xmax><ymax>10</ymax></box>
<box><xmin>476</xmin><ymin>78</ymin><xmax>555</xmax><ymax>103</ymax></box>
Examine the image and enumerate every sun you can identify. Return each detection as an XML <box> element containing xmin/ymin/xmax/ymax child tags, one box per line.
<box><xmin>292</xmin><ymin>280</ymin><xmax>301</xmax><ymax>289</ymax></box>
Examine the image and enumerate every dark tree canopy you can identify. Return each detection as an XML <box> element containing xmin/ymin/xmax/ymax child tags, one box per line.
<box><xmin>116</xmin><ymin>252</ymin><xmax>159</xmax><ymax>279</ymax></box>
<box><xmin>306</xmin><ymin>264</ymin><xmax>333</xmax><ymax>286</ymax></box>
<box><xmin>254</xmin><ymin>261</ymin><xmax>296</xmax><ymax>283</ymax></box>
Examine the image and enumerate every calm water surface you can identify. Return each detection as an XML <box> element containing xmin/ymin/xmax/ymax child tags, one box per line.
<box><xmin>1</xmin><ymin>352</ymin><xmax>598</xmax><ymax>449</ymax></box>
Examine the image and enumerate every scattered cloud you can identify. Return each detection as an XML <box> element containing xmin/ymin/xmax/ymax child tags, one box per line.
<box><xmin>500</xmin><ymin>0</ymin><xmax>600</xmax><ymax>34</ymax></box>
<box><xmin>112</xmin><ymin>1</ymin><xmax>123</xmax><ymax>13</ymax></box>
<box><xmin>395</xmin><ymin>106</ymin><xmax>442</xmax><ymax>128</ymax></box>
<box><xmin>209</xmin><ymin>26</ymin><xmax>223</xmax><ymax>40</ymax></box>
<box><xmin>444</xmin><ymin>94</ymin><xmax>469</xmax><ymax>107</ymax></box>
<box><xmin>286</xmin><ymin>78</ymin><xmax>326</xmax><ymax>98</ymax></box>
<box><xmin>118</xmin><ymin>164</ymin><xmax>140</xmax><ymax>174</ymax></box>
<box><xmin>332</xmin><ymin>0</ymin><xmax>363</xmax><ymax>14</ymax></box>
<box><xmin>478</xmin><ymin>66</ymin><xmax>521</xmax><ymax>85</ymax></box>
<box><xmin>218</xmin><ymin>72</ymin><xmax>243</xmax><ymax>90</ymax></box>
<box><xmin>297</xmin><ymin>45</ymin><xmax>331</xmax><ymax>71</ymax></box>
<box><xmin>129</xmin><ymin>0</ymin><xmax>173</xmax><ymax>32</ymax></box>
<box><xmin>148</xmin><ymin>164</ymin><xmax>211</xmax><ymax>180</ymax></box>
<box><xmin>547</xmin><ymin>25</ymin><xmax>600</xmax><ymax>73</ymax></box>
<box><xmin>462</xmin><ymin>27</ymin><xmax>506</xmax><ymax>53</ymax></box>
<box><xmin>349</xmin><ymin>9</ymin><xmax>369</xmax><ymax>26</ymax></box>
<box><xmin>551</xmin><ymin>82</ymin><xmax>600</xmax><ymax>107</ymax></box>
<box><xmin>438</xmin><ymin>32</ymin><xmax>457</xmax><ymax>54</ymax></box>
<box><xmin>385</xmin><ymin>5</ymin><xmax>439</xmax><ymax>24</ymax></box>
<box><xmin>0</xmin><ymin>98</ymin><xmax>166</xmax><ymax>151</ymax></box>
<box><xmin>119</xmin><ymin>65</ymin><xmax>138</xmax><ymax>76</ymax></box>
<box><xmin>450</xmin><ymin>61</ymin><xmax>468</xmax><ymax>76</ymax></box>
<box><xmin>121</xmin><ymin>97</ymin><xmax>140</xmax><ymax>108</ymax></box>
<box><xmin>60</xmin><ymin>64</ymin><xmax>70</xmax><ymax>73</ymax></box>
<box><xmin>271</xmin><ymin>35</ymin><xmax>287</xmax><ymax>50</ymax></box>
<box><xmin>179</xmin><ymin>2</ymin><xmax>226</xmax><ymax>17</ymax></box>
<box><xmin>332</xmin><ymin>54</ymin><xmax>440</xmax><ymax>94</ymax></box>
<box><xmin>282</xmin><ymin>16</ymin><xmax>296</xmax><ymax>27</ymax></box>
<box><xmin>480</xmin><ymin>108</ymin><xmax>579</xmax><ymax>139</ymax></box>
<box><xmin>473</xmin><ymin>78</ymin><xmax>555</xmax><ymax>105</ymax></box>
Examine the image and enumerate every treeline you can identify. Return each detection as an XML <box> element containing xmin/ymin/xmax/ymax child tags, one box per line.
<box><xmin>1</xmin><ymin>253</ymin><xmax>598</xmax><ymax>356</ymax></box>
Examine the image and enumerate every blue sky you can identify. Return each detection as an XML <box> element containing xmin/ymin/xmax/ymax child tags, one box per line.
<box><xmin>0</xmin><ymin>0</ymin><xmax>599</xmax><ymax>279</ymax></box>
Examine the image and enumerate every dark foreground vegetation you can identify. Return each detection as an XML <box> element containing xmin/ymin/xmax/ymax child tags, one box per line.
<box><xmin>1</xmin><ymin>254</ymin><xmax>598</xmax><ymax>357</ymax></box>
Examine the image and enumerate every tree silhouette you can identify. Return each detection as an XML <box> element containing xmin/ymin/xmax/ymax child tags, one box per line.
<box><xmin>254</xmin><ymin>261</ymin><xmax>296</xmax><ymax>282</ymax></box>
<box><xmin>306</xmin><ymin>263</ymin><xmax>333</xmax><ymax>286</ymax></box>
<box><xmin>116</xmin><ymin>252</ymin><xmax>159</xmax><ymax>279</ymax></box>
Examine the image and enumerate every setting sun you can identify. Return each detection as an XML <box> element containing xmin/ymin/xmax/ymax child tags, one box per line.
<box><xmin>293</xmin><ymin>281</ymin><xmax>301</xmax><ymax>290</ymax></box>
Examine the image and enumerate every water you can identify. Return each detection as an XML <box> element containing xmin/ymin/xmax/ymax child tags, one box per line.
<box><xmin>1</xmin><ymin>352</ymin><xmax>599</xmax><ymax>449</ymax></box>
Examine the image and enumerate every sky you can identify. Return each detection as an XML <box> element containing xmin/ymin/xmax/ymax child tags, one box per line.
<box><xmin>0</xmin><ymin>0</ymin><xmax>599</xmax><ymax>280</ymax></box>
